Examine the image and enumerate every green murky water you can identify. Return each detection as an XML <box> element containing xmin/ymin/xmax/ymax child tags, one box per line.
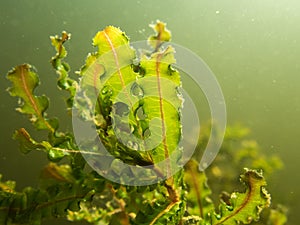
<box><xmin>1</xmin><ymin>0</ymin><xmax>299</xmax><ymax>224</ymax></box>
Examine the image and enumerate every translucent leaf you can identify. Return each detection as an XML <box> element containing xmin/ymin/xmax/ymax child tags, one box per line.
<box><xmin>75</xmin><ymin>22</ymin><xmax>185</xmax><ymax>222</ymax></box>
<box><xmin>0</xmin><ymin>174</ymin><xmax>16</xmax><ymax>193</ymax></box>
<box><xmin>148</xmin><ymin>20</ymin><xmax>171</xmax><ymax>50</ymax></box>
<box><xmin>13</xmin><ymin>128</ymin><xmax>51</xmax><ymax>154</ymax></box>
<box><xmin>0</xmin><ymin>168</ymin><xmax>107</xmax><ymax>225</ymax></box>
<box><xmin>210</xmin><ymin>169</ymin><xmax>271</xmax><ymax>225</ymax></box>
<box><xmin>7</xmin><ymin>64</ymin><xmax>56</xmax><ymax>133</ymax></box>
<box><xmin>78</xmin><ymin>25</ymin><xmax>152</xmax><ymax>166</ymax></box>
<box><xmin>268</xmin><ymin>205</ymin><xmax>288</xmax><ymax>225</ymax></box>
<box><xmin>50</xmin><ymin>31</ymin><xmax>77</xmax><ymax>109</ymax></box>
<box><xmin>13</xmin><ymin>128</ymin><xmax>69</xmax><ymax>161</ymax></box>
<box><xmin>40</xmin><ymin>163</ymin><xmax>75</xmax><ymax>183</ymax></box>
<box><xmin>137</xmin><ymin>45</ymin><xmax>182</xmax><ymax>173</ymax></box>
<box><xmin>2</xmin><ymin>21</ymin><xmax>285</xmax><ymax>225</ymax></box>
<box><xmin>131</xmin><ymin>175</ymin><xmax>184</xmax><ymax>225</ymax></box>
<box><xmin>184</xmin><ymin>160</ymin><xmax>214</xmax><ymax>218</ymax></box>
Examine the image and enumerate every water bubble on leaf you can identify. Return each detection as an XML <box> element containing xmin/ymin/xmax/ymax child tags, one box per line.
<box><xmin>94</xmin><ymin>114</ymin><xmax>106</xmax><ymax>128</ymax></box>
<box><xmin>92</xmin><ymin>145</ymin><xmax>99</xmax><ymax>152</ymax></box>
<box><xmin>168</xmin><ymin>64</ymin><xmax>177</xmax><ymax>75</ymax></box>
<box><xmin>127</xmin><ymin>140</ymin><xmax>139</xmax><ymax>150</ymax></box>
<box><xmin>143</xmin><ymin>128</ymin><xmax>151</xmax><ymax>139</ymax></box>
<box><xmin>113</xmin><ymin>102</ymin><xmax>130</xmax><ymax>116</ymax></box>
<box><xmin>138</xmin><ymin>66</ymin><xmax>146</xmax><ymax>77</ymax></box>
<box><xmin>30</xmin><ymin>115</ymin><xmax>38</xmax><ymax>123</ymax></box>
<box><xmin>133</xmin><ymin>142</ymin><xmax>139</xmax><ymax>150</ymax></box>
<box><xmin>129</xmin><ymin>124</ymin><xmax>135</xmax><ymax>133</ymax></box>
<box><xmin>215</xmin><ymin>214</ymin><xmax>221</xmax><ymax>220</ymax></box>
<box><xmin>48</xmin><ymin>148</ymin><xmax>65</xmax><ymax>161</ymax></box>
<box><xmin>226</xmin><ymin>205</ymin><xmax>234</xmax><ymax>211</ymax></box>
<box><xmin>132</xmin><ymin>58</ymin><xmax>140</xmax><ymax>73</ymax></box>
<box><xmin>231</xmin><ymin>193</ymin><xmax>237</xmax><ymax>199</ymax></box>
<box><xmin>135</xmin><ymin>106</ymin><xmax>146</xmax><ymax>120</ymax></box>
<box><xmin>130</xmin><ymin>82</ymin><xmax>144</xmax><ymax>98</ymax></box>
<box><xmin>175</xmin><ymin>86</ymin><xmax>184</xmax><ymax>101</ymax></box>
<box><xmin>17</xmin><ymin>98</ymin><xmax>23</xmax><ymax>105</ymax></box>
<box><xmin>101</xmin><ymin>85</ymin><xmax>111</xmax><ymax>95</ymax></box>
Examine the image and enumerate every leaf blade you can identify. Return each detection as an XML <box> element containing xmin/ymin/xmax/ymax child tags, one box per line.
<box><xmin>7</xmin><ymin>64</ymin><xmax>55</xmax><ymax>132</ymax></box>
<box><xmin>50</xmin><ymin>31</ymin><xmax>77</xmax><ymax>109</ymax></box>
<box><xmin>184</xmin><ymin>160</ymin><xmax>214</xmax><ymax>218</ymax></box>
<box><xmin>138</xmin><ymin>46</ymin><xmax>182</xmax><ymax>176</ymax></box>
<box><xmin>212</xmin><ymin>169</ymin><xmax>271</xmax><ymax>225</ymax></box>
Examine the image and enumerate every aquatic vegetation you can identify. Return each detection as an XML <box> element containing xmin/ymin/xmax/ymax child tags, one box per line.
<box><xmin>0</xmin><ymin>21</ymin><xmax>287</xmax><ymax>224</ymax></box>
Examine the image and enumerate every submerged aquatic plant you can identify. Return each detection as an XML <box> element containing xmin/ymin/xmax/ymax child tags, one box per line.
<box><xmin>0</xmin><ymin>21</ymin><xmax>287</xmax><ymax>225</ymax></box>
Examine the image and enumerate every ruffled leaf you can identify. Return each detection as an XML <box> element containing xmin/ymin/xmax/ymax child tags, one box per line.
<box><xmin>50</xmin><ymin>31</ymin><xmax>77</xmax><ymax>109</ymax></box>
<box><xmin>137</xmin><ymin>45</ymin><xmax>182</xmax><ymax>175</ymax></box>
<box><xmin>77</xmin><ymin>25</ymin><xmax>152</xmax><ymax>166</ymax></box>
<box><xmin>13</xmin><ymin>128</ymin><xmax>69</xmax><ymax>161</ymax></box>
<box><xmin>6</xmin><ymin>64</ymin><xmax>56</xmax><ymax>132</ymax></box>
<box><xmin>184</xmin><ymin>160</ymin><xmax>214</xmax><ymax>218</ymax></box>
<box><xmin>76</xmin><ymin>23</ymin><xmax>185</xmax><ymax>223</ymax></box>
<box><xmin>148</xmin><ymin>20</ymin><xmax>171</xmax><ymax>50</ymax></box>
<box><xmin>78</xmin><ymin>22</ymin><xmax>182</xmax><ymax>175</ymax></box>
<box><xmin>0</xmin><ymin>169</ymin><xmax>106</xmax><ymax>225</ymax></box>
<box><xmin>210</xmin><ymin>169</ymin><xmax>271</xmax><ymax>225</ymax></box>
<box><xmin>13</xmin><ymin>128</ymin><xmax>50</xmax><ymax>154</ymax></box>
<box><xmin>2</xmin><ymin>21</ymin><xmax>283</xmax><ymax>225</ymax></box>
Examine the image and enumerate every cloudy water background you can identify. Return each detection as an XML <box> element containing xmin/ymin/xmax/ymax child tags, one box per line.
<box><xmin>0</xmin><ymin>0</ymin><xmax>299</xmax><ymax>224</ymax></box>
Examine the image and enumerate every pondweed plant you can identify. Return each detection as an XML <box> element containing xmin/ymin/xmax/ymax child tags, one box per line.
<box><xmin>0</xmin><ymin>21</ymin><xmax>287</xmax><ymax>225</ymax></box>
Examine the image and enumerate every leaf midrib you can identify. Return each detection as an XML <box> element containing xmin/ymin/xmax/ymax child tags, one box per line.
<box><xmin>155</xmin><ymin>53</ymin><xmax>171</xmax><ymax>177</ymax></box>
<box><xmin>214</xmin><ymin>175</ymin><xmax>258</xmax><ymax>225</ymax></box>
<box><xmin>20</xmin><ymin>65</ymin><xmax>54</xmax><ymax>133</ymax></box>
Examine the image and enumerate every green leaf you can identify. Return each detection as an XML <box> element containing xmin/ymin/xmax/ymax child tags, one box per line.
<box><xmin>0</xmin><ymin>174</ymin><xmax>16</xmax><ymax>193</ymax></box>
<box><xmin>13</xmin><ymin>128</ymin><xmax>50</xmax><ymax>154</ymax></box>
<box><xmin>76</xmin><ymin>22</ymin><xmax>185</xmax><ymax>223</ymax></box>
<box><xmin>6</xmin><ymin>64</ymin><xmax>56</xmax><ymax>133</ymax></box>
<box><xmin>7</xmin><ymin>56</ymin><xmax>79</xmax><ymax>164</ymax></box>
<box><xmin>210</xmin><ymin>169</ymin><xmax>271</xmax><ymax>225</ymax></box>
<box><xmin>78</xmin><ymin>23</ymin><xmax>183</xmax><ymax>175</ymax></box>
<box><xmin>40</xmin><ymin>163</ymin><xmax>75</xmax><ymax>183</ymax></box>
<box><xmin>268</xmin><ymin>205</ymin><xmax>288</xmax><ymax>225</ymax></box>
<box><xmin>131</xmin><ymin>176</ymin><xmax>184</xmax><ymax>225</ymax></box>
<box><xmin>3</xmin><ymin>22</ymin><xmax>285</xmax><ymax>225</ymax></box>
<box><xmin>0</xmin><ymin>169</ymin><xmax>105</xmax><ymax>225</ymax></box>
<box><xmin>13</xmin><ymin>128</ymin><xmax>69</xmax><ymax>161</ymax></box>
<box><xmin>184</xmin><ymin>160</ymin><xmax>214</xmax><ymax>218</ymax></box>
<box><xmin>78</xmin><ymin>25</ymin><xmax>153</xmax><ymax>166</ymax></box>
<box><xmin>50</xmin><ymin>31</ymin><xmax>77</xmax><ymax>109</ymax></box>
<box><xmin>137</xmin><ymin>45</ymin><xmax>182</xmax><ymax>174</ymax></box>
<box><xmin>148</xmin><ymin>20</ymin><xmax>171</xmax><ymax>50</ymax></box>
